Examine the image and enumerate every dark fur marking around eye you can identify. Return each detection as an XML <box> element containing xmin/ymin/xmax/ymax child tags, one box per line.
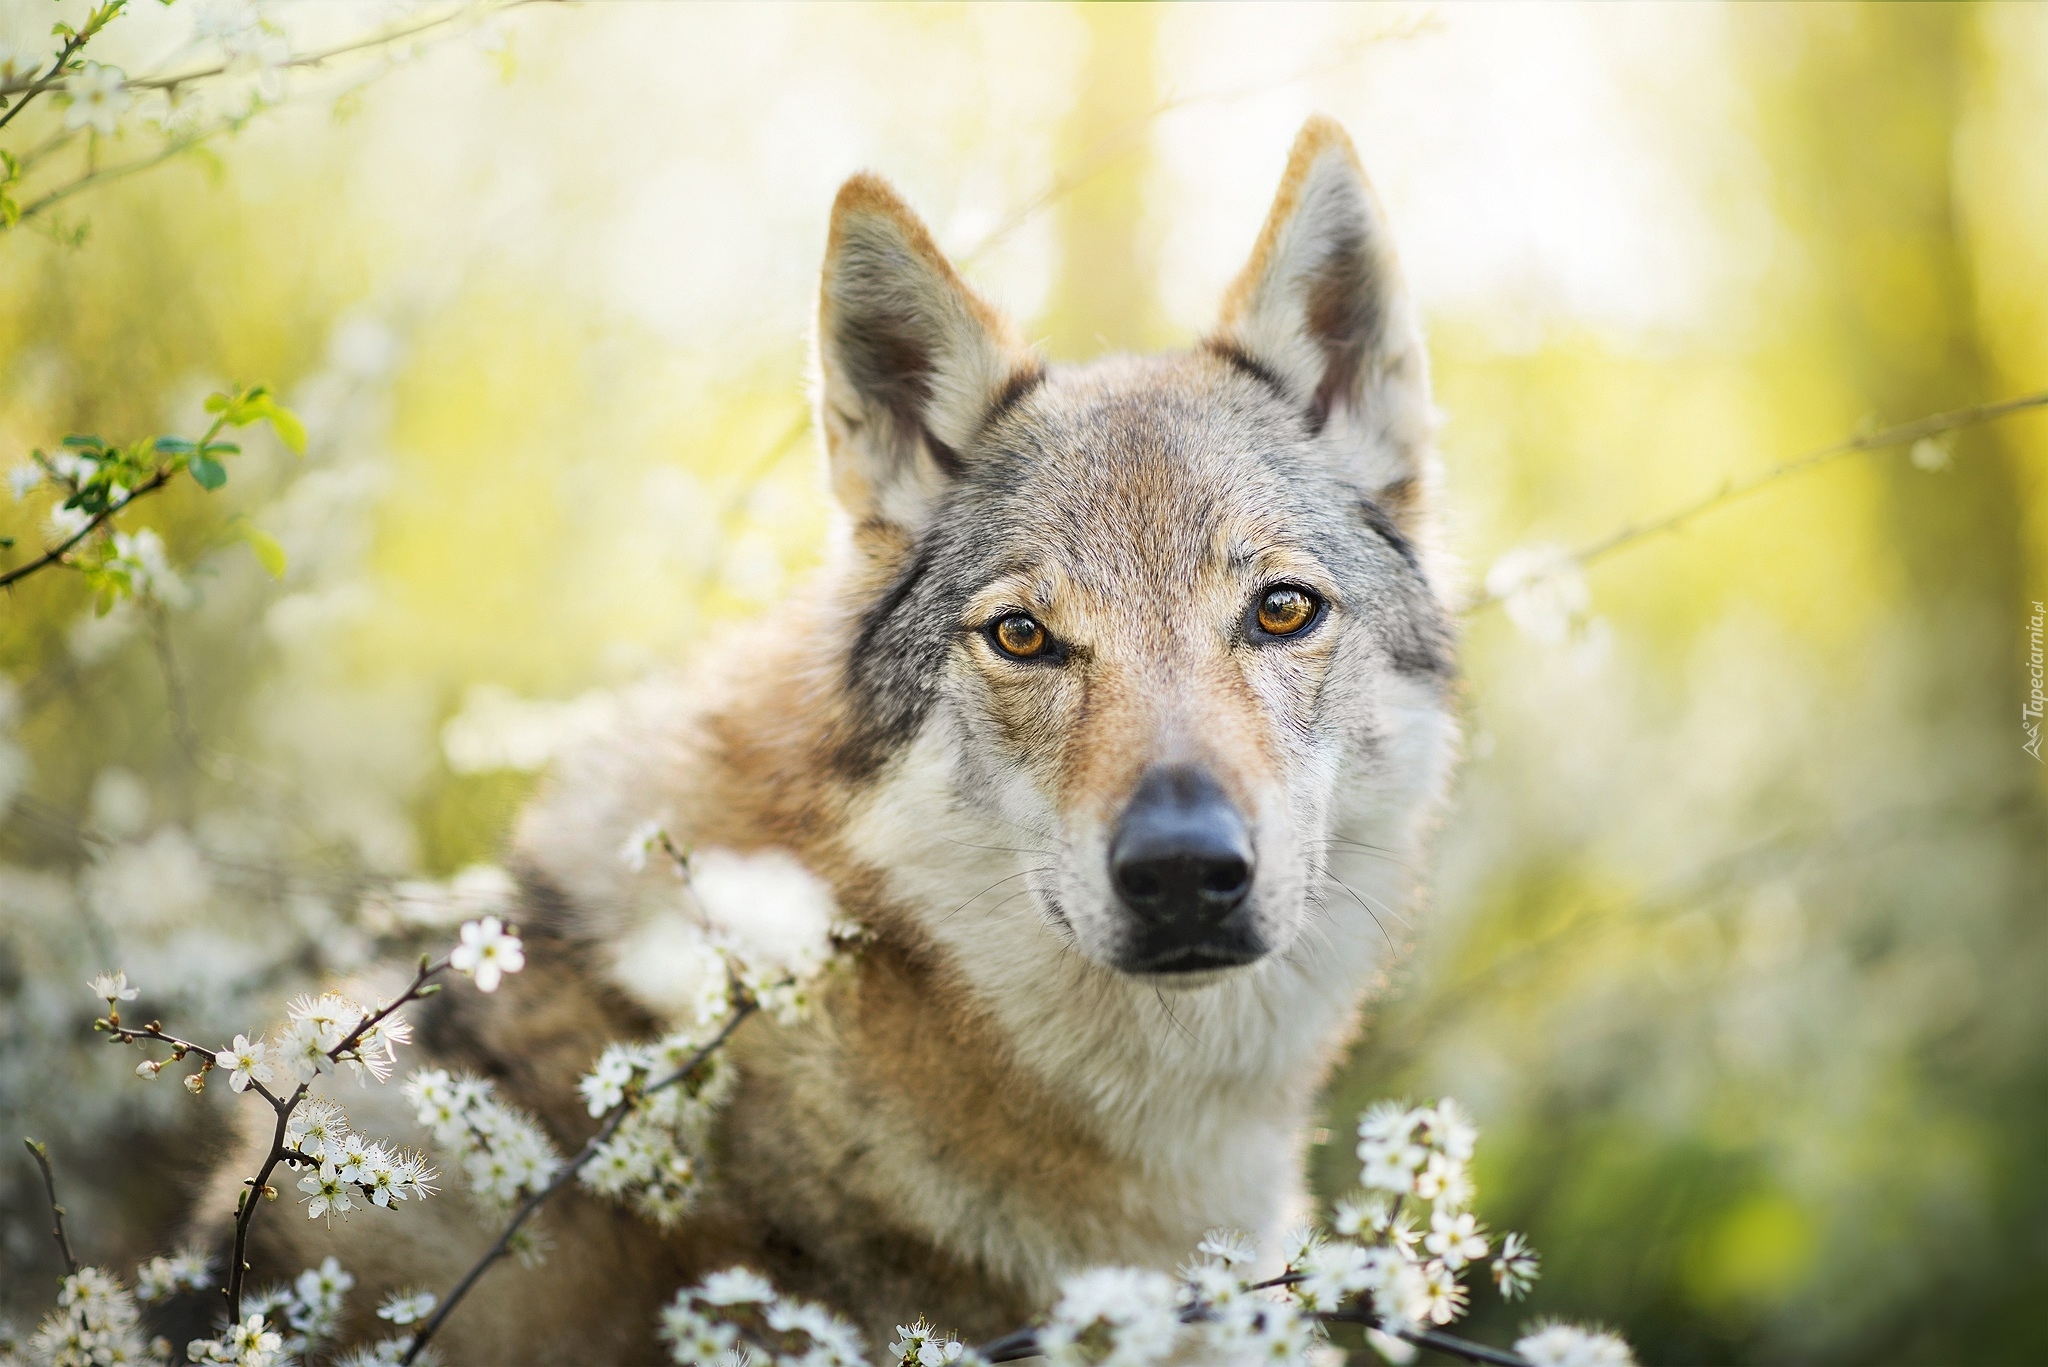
<box><xmin>836</xmin><ymin>541</ymin><xmax>945</xmax><ymax>778</ymax></box>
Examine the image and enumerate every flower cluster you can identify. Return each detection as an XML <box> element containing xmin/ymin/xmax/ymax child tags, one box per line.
<box><xmin>222</xmin><ymin>1257</ymin><xmax>352</xmax><ymax>1361</ymax></box>
<box><xmin>405</xmin><ymin>1068</ymin><xmax>563</xmax><ymax>1218</ymax></box>
<box><xmin>286</xmin><ymin>1099</ymin><xmax>439</xmax><ymax>1223</ymax></box>
<box><xmin>657</xmin><ymin>1268</ymin><xmax>868</xmax><ymax>1367</ymax></box>
<box><xmin>134</xmin><ymin>1247</ymin><xmax>216</xmax><ymax>1304</ymax></box>
<box><xmin>21</xmin><ymin>1267</ymin><xmax>161</xmax><ymax>1367</ymax></box>
<box><xmin>1040</xmin><ymin>1268</ymin><xmax>1185</xmax><ymax>1367</ymax></box>
<box><xmin>277</xmin><ymin>990</ymin><xmax>415</xmax><ymax>1086</ymax></box>
<box><xmin>578</xmin><ymin>1033</ymin><xmax>736</xmax><ymax>1228</ymax></box>
<box><xmin>620</xmin><ymin>830</ymin><xmax>867</xmax><ymax>1029</ymax></box>
<box><xmin>182</xmin><ymin>1313</ymin><xmax>284</xmax><ymax>1367</ymax></box>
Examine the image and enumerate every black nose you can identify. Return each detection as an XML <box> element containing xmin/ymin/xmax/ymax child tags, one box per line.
<box><xmin>1109</xmin><ymin>766</ymin><xmax>1260</xmax><ymax>972</ymax></box>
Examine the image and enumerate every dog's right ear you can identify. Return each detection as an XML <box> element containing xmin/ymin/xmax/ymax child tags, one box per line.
<box><xmin>814</xmin><ymin>174</ymin><xmax>1040</xmax><ymax>536</ymax></box>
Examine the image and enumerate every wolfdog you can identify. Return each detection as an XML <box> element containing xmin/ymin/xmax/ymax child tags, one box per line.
<box><xmin>206</xmin><ymin>115</ymin><xmax>1459</xmax><ymax>1362</ymax></box>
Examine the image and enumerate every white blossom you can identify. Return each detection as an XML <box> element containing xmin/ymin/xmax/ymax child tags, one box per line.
<box><xmin>7</xmin><ymin>463</ymin><xmax>43</xmax><ymax>500</ymax></box>
<box><xmin>1195</xmin><ymin>1227</ymin><xmax>1258</xmax><ymax>1268</ymax></box>
<box><xmin>287</xmin><ymin>1097</ymin><xmax>350</xmax><ymax>1160</ymax></box>
<box><xmin>620</xmin><ymin>818</ymin><xmax>666</xmax><ymax>872</ymax></box>
<box><xmin>1416</xmin><ymin>1261</ymin><xmax>1467</xmax><ymax>1326</ymax></box>
<box><xmin>275</xmin><ymin>1015</ymin><xmax>337</xmax><ymax>1084</ymax></box>
<box><xmin>578</xmin><ymin>1045</ymin><xmax>637</xmax><ymax>1116</ymax></box>
<box><xmin>377</xmin><ymin>1291</ymin><xmax>437</xmax><ymax>1327</ymax></box>
<box><xmin>697</xmin><ymin>1267</ymin><xmax>776</xmax><ymax>1306</ymax></box>
<box><xmin>890</xmin><ymin>1318</ymin><xmax>968</xmax><ymax>1365</ymax></box>
<box><xmin>1513</xmin><ymin>1321</ymin><xmax>1636</xmax><ymax>1367</ymax></box>
<box><xmin>1492</xmin><ymin>1231</ymin><xmax>1540</xmax><ymax>1300</ymax></box>
<box><xmin>451</xmin><ymin>914</ymin><xmax>525</xmax><ymax>992</ymax></box>
<box><xmin>299</xmin><ymin>1162</ymin><xmax>357</xmax><ymax>1222</ymax></box>
<box><xmin>88</xmin><ymin>970</ymin><xmax>140</xmax><ymax>1003</ymax></box>
<box><xmin>377</xmin><ymin>1291</ymin><xmax>437</xmax><ymax>1326</ymax></box>
<box><xmin>63</xmin><ymin>61</ymin><xmax>131</xmax><ymax>135</ymax></box>
<box><xmin>217</xmin><ymin>1033</ymin><xmax>270</xmax><ymax>1092</ymax></box>
<box><xmin>1424</xmin><ymin>1210</ymin><xmax>1489</xmax><ymax>1271</ymax></box>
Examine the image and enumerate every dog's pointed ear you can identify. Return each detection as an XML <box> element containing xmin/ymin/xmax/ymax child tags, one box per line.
<box><xmin>1209</xmin><ymin>116</ymin><xmax>1435</xmax><ymax>527</ymax></box>
<box><xmin>814</xmin><ymin>174</ymin><xmax>1040</xmax><ymax>535</ymax></box>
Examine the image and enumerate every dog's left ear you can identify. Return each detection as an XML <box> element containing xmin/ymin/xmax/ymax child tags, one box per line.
<box><xmin>1210</xmin><ymin>116</ymin><xmax>1434</xmax><ymax>528</ymax></box>
<box><xmin>815</xmin><ymin>174</ymin><xmax>1041</xmax><ymax>536</ymax></box>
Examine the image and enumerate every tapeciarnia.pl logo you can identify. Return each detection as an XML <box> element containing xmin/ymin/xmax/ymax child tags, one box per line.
<box><xmin>2026</xmin><ymin>600</ymin><xmax>2045</xmax><ymax>763</ymax></box>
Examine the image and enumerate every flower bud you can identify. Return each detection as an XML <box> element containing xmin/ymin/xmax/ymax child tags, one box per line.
<box><xmin>184</xmin><ymin>1071</ymin><xmax>206</xmax><ymax>1094</ymax></box>
<box><xmin>137</xmin><ymin>1060</ymin><xmax>162</xmax><ymax>1080</ymax></box>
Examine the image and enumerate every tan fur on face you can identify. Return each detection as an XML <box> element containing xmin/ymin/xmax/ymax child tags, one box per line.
<box><xmin>195</xmin><ymin>117</ymin><xmax>1460</xmax><ymax>1364</ymax></box>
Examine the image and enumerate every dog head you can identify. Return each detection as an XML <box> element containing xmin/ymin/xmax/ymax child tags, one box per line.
<box><xmin>818</xmin><ymin>117</ymin><xmax>1455</xmax><ymax>985</ymax></box>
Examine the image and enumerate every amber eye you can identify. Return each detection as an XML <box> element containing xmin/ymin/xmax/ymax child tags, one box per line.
<box><xmin>991</xmin><ymin>612</ymin><xmax>1049</xmax><ymax>659</ymax></box>
<box><xmin>1255</xmin><ymin>586</ymin><xmax>1320</xmax><ymax>637</ymax></box>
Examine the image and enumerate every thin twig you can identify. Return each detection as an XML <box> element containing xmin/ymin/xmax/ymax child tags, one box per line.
<box><xmin>23</xmin><ymin>1138</ymin><xmax>81</xmax><ymax>1277</ymax></box>
<box><xmin>1468</xmin><ymin>389</ymin><xmax>2048</xmax><ymax>612</ymax></box>
<box><xmin>399</xmin><ymin>1003</ymin><xmax>758</xmax><ymax>1364</ymax></box>
<box><xmin>17</xmin><ymin>125</ymin><xmax>227</xmax><ymax>222</ymax></box>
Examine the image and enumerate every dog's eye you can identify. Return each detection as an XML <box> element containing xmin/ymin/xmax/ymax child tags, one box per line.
<box><xmin>1255</xmin><ymin>586</ymin><xmax>1320</xmax><ymax>638</ymax></box>
<box><xmin>990</xmin><ymin>612</ymin><xmax>1050</xmax><ymax>659</ymax></box>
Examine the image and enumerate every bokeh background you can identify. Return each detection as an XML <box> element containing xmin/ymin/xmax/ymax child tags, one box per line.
<box><xmin>3</xmin><ymin>2</ymin><xmax>2047</xmax><ymax>1362</ymax></box>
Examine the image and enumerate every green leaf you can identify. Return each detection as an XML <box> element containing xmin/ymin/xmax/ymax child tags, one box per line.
<box><xmin>62</xmin><ymin>434</ymin><xmax>104</xmax><ymax>451</ymax></box>
<box><xmin>248</xmin><ymin>395</ymin><xmax>307</xmax><ymax>459</ymax></box>
<box><xmin>188</xmin><ymin>454</ymin><xmax>227</xmax><ymax>490</ymax></box>
<box><xmin>239</xmin><ymin>524</ymin><xmax>287</xmax><ymax>579</ymax></box>
<box><xmin>203</xmin><ymin>392</ymin><xmax>229</xmax><ymax>415</ymax></box>
<box><xmin>200</xmin><ymin>441</ymin><xmax>240</xmax><ymax>456</ymax></box>
<box><xmin>262</xmin><ymin>402</ymin><xmax>307</xmax><ymax>455</ymax></box>
<box><xmin>153</xmin><ymin>436</ymin><xmax>196</xmax><ymax>455</ymax></box>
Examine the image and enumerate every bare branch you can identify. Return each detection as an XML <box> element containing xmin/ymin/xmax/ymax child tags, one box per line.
<box><xmin>1467</xmin><ymin>389</ymin><xmax>2048</xmax><ymax>613</ymax></box>
<box><xmin>22</xmin><ymin>1138</ymin><xmax>81</xmax><ymax>1277</ymax></box>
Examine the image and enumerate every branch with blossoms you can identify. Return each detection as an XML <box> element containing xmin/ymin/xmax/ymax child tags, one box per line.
<box><xmin>25</xmin><ymin>911</ymin><xmax>529</xmax><ymax>1367</ymax></box>
<box><xmin>648</xmin><ymin>1099</ymin><xmax>1632</xmax><ymax>1367</ymax></box>
<box><xmin>0</xmin><ymin>1</ymin><xmax>541</xmax><ymax>234</ymax></box>
<box><xmin>1</xmin><ymin>383</ymin><xmax>303</xmax><ymax>599</ymax></box>
<box><xmin>395</xmin><ymin>826</ymin><xmax>865</xmax><ymax>1365</ymax></box>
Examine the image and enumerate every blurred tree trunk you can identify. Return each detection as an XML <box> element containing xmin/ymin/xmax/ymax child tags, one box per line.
<box><xmin>1042</xmin><ymin>3</ymin><xmax>1162</xmax><ymax>361</ymax></box>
